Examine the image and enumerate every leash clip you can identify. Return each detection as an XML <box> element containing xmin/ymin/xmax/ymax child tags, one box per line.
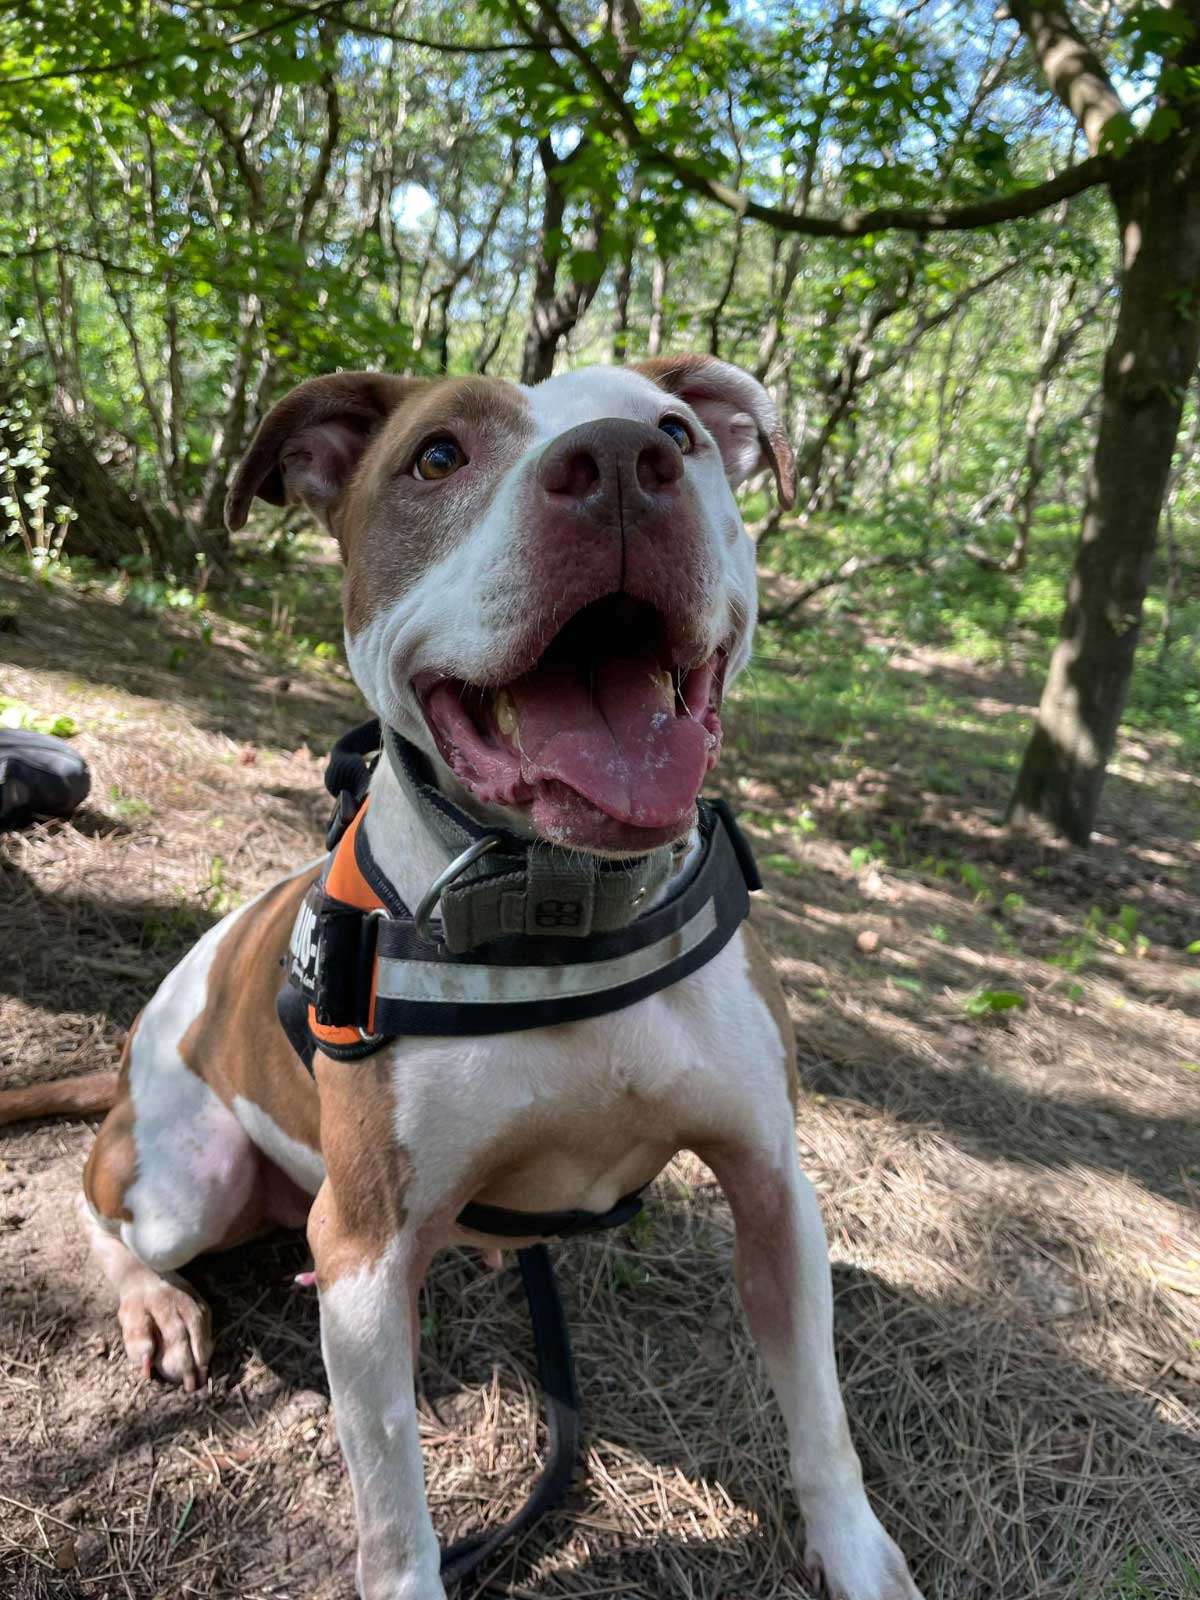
<box><xmin>414</xmin><ymin>835</ymin><xmax>503</xmax><ymax>944</ymax></box>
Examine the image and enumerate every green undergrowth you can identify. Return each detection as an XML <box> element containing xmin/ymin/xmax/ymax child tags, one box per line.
<box><xmin>750</xmin><ymin>500</ymin><xmax>1200</xmax><ymax>771</ymax></box>
<box><xmin>6</xmin><ymin>494</ymin><xmax>1198</xmax><ymax>779</ymax></box>
<box><xmin>1</xmin><ymin>522</ymin><xmax>346</xmax><ymax>673</ymax></box>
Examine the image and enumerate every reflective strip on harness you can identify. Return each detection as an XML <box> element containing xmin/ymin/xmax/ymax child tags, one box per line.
<box><xmin>287</xmin><ymin>792</ymin><xmax>757</xmax><ymax>1059</ymax></box>
<box><xmin>375</xmin><ymin>898</ymin><xmax>718</xmax><ymax>1006</ymax></box>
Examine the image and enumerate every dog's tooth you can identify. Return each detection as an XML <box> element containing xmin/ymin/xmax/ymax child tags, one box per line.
<box><xmin>495</xmin><ymin>690</ymin><xmax>518</xmax><ymax>737</ymax></box>
<box><xmin>654</xmin><ymin>670</ymin><xmax>672</xmax><ymax>699</ymax></box>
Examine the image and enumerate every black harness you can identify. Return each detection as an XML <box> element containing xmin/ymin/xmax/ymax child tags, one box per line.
<box><xmin>279</xmin><ymin>720</ymin><xmax>762</xmax><ymax>1584</ymax></box>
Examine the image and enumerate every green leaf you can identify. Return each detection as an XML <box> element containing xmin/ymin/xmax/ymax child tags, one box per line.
<box><xmin>0</xmin><ymin>698</ymin><xmax>77</xmax><ymax>737</ymax></box>
<box><xmin>963</xmin><ymin>990</ymin><xmax>1026</xmax><ymax>1017</ymax></box>
<box><xmin>762</xmin><ymin>851</ymin><xmax>802</xmax><ymax>876</ymax></box>
<box><xmin>1145</xmin><ymin>105</ymin><xmax>1181</xmax><ymax>144</ymax></box>
<box><xmin>1098</xmin><ymin>112</ymin><xmax>1135</xmax><ymax>158</ymax></box>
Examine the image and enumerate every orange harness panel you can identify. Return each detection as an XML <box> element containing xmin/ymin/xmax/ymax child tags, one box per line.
<box><xmin>307</xmin><ymin>800</ymin><xmax>385</xmax><ymax>1051</ymax></box>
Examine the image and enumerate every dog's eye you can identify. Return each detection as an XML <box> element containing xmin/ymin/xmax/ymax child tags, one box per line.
<box><xmin>658</xmin><ymin>415</ymin><xmax>693</xmax><ymax>454</ymax></box>
<box><xmin>414</xmin><ymin>438</ymin><xmax>466</xmax><ymax>481</ymax></box>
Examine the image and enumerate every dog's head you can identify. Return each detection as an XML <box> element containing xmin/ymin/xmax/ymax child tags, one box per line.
<box><xmin>227</xmin><ymin>358</ymin><xmax>793</xmax><ymax>853</ymax></box>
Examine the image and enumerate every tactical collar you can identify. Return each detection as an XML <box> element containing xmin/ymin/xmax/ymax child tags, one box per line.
<box><xmin>383</xmin><ymin>728</ymin><xmax>680</xmax><ymax>954</ymax></box>
<box><xmin>282</xmin><ymin>720</ymin><xmax>761</xmax><ymax>1064</ymax></box>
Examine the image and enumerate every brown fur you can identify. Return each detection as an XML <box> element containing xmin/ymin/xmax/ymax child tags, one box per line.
<box><xmin>82</xmin><ymin>870</ymin><xmax>323</xmax><ymax>1234</ymax></box>
<box><xmin>636</xmin><ymin>355</ymin><xmax>797</xmax><ymax>507</ymax></box>
<box><xmin>178</xmin><ymin>867</ymin><xmax>323</xmax><ymax>1155</ymax></box>
<box><xmin>307</xmin><ymin>1054</ymin><xmax>412</xmax><ymax>1285</ymax></box>
<box><xmin>341</xmin><ymin>377</ymin><xmax>535</xmax><ymax>636</ymax></box>
<box><xmin>225</xmin><ymin>368</ymin><xmax>537</xmax><ymax>641</ymax></box>
<box><xmin>0</xmin><ymin>1069</ymin><xmax>118</xmax><ymax>1127</ymax></box>
<box><xmin>81</xmin><ymin>1022</ymin><xmax>140</xmax><ymax>1221</ymax></box>
<box><xmin>462</xmin><ymin>1109</ymin><xmax>677</xmax><ymax>1226</ymax></box>
<box><xmin>224</xmin><ymin>372</ymin><xmax>423</xmax><ymax>530</ymax></box>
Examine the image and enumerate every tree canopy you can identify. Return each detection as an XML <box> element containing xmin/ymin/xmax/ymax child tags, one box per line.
<box><xmin>2</xmin><ymin>0</ymin><xmax>1199</xmax><ymax>843</ymax></box>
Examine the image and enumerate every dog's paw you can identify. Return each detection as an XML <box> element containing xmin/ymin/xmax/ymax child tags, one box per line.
<box><xmin>355</xmin><ymin>1551</ymin><xmax>447</xmax><ymax>1600</ymax></box>
<box><xmin>117</xmin><ymin>1275</ymin><xmax>212</xmax><ymax>1391</ymax></box>
<box><xmin>801</xmin><ymin>1500</ymin><xmax>923</xmax><ymax>1600</ymax></box>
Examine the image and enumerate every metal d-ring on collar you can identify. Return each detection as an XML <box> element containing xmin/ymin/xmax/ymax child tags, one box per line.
<box><xmin>413</xmin><ymin>834</ymin><xmax>503</xmax><ymax>944</ymax></box>
<box><xmin>359</xmin><ymin>840</ymin><xmax>503</xmax><ymax>1039</ymax></box>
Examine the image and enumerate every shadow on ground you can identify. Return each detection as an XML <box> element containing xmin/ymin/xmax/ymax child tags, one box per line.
<box><xmin>0</xmin><ymin>568</ymin><xmax>357</xmax><ymax>755</ymax></box>
<box><xmin>8</xmin><ymin>1182</ymin><xmax>1196</xmax><ymax>1600</ymax></box>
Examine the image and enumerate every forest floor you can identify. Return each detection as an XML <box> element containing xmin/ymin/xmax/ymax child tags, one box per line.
<box><xmin>1</xmin><ymin>552</ymin><xmax>1198</xmax><ymax>1600</ymax></box>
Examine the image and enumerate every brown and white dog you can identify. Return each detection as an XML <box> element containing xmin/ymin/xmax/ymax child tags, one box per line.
<box><xmin>11</xmin><ymin>357</ymin><xmax>923</xmax><ymax>1600</ymax></box>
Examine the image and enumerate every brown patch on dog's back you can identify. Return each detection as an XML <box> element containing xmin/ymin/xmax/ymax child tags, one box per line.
<box><xmin>307</xmin><ymin>1054</ymin><xmax>411</xmax><ymax>1284</ymax></box>
<box><xmin>179</xmin><ymin>866</ymin><xmax>323</xmax><ymax>1156</ymax></box>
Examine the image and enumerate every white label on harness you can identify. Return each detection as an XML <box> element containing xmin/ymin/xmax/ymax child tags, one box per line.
<box><xmin>374</xmin><ymin>898</ymin><xmax>719</xmax><ymax>1006</ymax></box>
<box><xmin>289</xmin><ymin>894</ymin><xmax>320</xmax><ymax>986</ymax></box>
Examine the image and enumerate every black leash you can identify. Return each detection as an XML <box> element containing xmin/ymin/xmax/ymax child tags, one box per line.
<box><xmin>438</xmin><ymin>1244</ymin><xmax>581</xmax><ymax>1586</ymax></box>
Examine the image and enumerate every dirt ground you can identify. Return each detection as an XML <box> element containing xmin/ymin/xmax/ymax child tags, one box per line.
<box><xmin>1</xmin><ymin>565</ymin><xmax>1198</xmax><ymax>1600</ymax></box>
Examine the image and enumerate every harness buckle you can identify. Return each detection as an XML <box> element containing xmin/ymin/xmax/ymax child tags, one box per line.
<box><xmin>357</xmin><ymin>906</ymin><xmax>391</xmax><ymax>1043</ymax></box>
<box><xmin>414</xmin><ymin>835</ymin><xmax>503</xmax><ymax>944</ymax></box>
<box><xmin>326</xmin><ymin>787</ymin><xmax>361</xmax><ymax>852</ymax></box>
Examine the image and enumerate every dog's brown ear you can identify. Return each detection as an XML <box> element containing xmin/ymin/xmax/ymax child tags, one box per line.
<box><xmin>225</xmin><ymin>372</ymin><xmax>424</xmax><ymax>533</ymax></box>
<box><xmin>634</xmin><ymin>355</ymin><xmax>795</xmax><ymax>509</ymax></box>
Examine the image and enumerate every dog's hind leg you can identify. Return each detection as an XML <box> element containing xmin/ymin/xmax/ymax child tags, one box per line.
<box><xmin>81</xmin><ymin>1008</ymin><xmax>261</xmax><ymax>1390</ymax></box>
<box><xmin>80</xmin><ymin>1195</ymin><xmax>215</xmax><ymax>1390</ymax></box>
<box><xmin>701</xmin><ymin>1125</ymin><xmax>925</xmax><ymax>1600</ymax></box>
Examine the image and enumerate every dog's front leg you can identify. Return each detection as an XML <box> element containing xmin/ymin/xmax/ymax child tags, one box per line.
<box><xmin>308</xmin><ymin>1175</ymin><xmax>445</xmax><ymax>1600</ymax></box>
<box><xmin>702</xmin><ymin>1130</ymin><xmax>925</xmax><ymax>1600</ymax></box>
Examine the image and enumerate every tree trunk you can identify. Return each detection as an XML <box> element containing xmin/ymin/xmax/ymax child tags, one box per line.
<box><xmin>521</xmin><ymin>143</ymin><xmax>571</xmax><ymax>385</ymax></box>
<box><xmin>612</xmin><ymin>237</ymin><xmax>635</xmax><ymax>363</ymax></box>
<box><xmin>1008</xmin><ymin>150</ymin><xmax>1200</xmax><ymax>844</ymax></box>
<box><xmin>647</xmin><ymin>257</ymin><xmax>668</xmax><ymax>356</ymax></box>
<box><xmin>520</xmin><ymin>134</ymin><xmax>608</xmax><ymax>385</ymax></box>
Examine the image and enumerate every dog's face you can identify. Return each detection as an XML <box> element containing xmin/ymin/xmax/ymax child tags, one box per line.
<box><xmin>228</xmin><ymin>357</ymin><xmax>794</xmax><ymax>853</ymax></box>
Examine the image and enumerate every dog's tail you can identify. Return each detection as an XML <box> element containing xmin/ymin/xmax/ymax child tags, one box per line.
<box><xmin>0</xmin><ymin>1072</ymin><xmax>118</xmax><ymax>1127</ymax></box>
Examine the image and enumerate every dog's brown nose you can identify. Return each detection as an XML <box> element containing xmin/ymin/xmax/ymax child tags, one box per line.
<box><xmin>537</xmin><ymin>417</ymin><xmax>684</xmax><ymax>509</ymax></box>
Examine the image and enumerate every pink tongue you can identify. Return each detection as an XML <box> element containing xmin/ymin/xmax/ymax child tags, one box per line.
<box><xmin>508</xmin><ymin>651</ymin><xmax>712</xmax><ymax>828</ymax></box>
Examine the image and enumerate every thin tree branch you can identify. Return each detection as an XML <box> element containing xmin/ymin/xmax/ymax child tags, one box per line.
<box><xmin>0</xmin><ymin>242</ymin><xmax>251</xmax><ymax>298</ymax></box>
<box><xmin>334</xmin><ymin>18</ymin><xmax>553</xmax><ymax>53</ymax></box>
<box><xmin>512</xmin><ymin>0</ymin><xmax>1121</xmax><ymax>237</ymax></box>
<box><xmin>758</xmin><ymin>552</ymin><xmax>916</xmax><ymax>623</ymax></box>
<box><xmin>294</xmin><ymin>70</ymin><xmax>341</xmax><ymax>244</ymax></box>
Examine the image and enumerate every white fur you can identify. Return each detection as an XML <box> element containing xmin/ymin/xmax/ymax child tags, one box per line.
<box><xmin>232</xmin><ymin>1095</ymin><xmax>325</xmax><ymax>1194</ymax></box>
<box><xmin>319</xmin><ymin>1249</ymin><xmax>445</xmax><ymax>1600</ymax></box>
<box><xmin>121</xmin><ymin>902</ymin><xmax>259</xmax><ymax>1271</ymax></box>
<box><xmin>120</xmin><ymin>861</ymin><xmax>328</xmax><ymax>1268</ymax></box>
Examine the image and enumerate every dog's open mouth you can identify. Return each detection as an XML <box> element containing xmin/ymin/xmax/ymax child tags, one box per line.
<box><xmin>415</xmin><ymin>595</ymin><xmax>726</xmax><ymax>850</ymax></box>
